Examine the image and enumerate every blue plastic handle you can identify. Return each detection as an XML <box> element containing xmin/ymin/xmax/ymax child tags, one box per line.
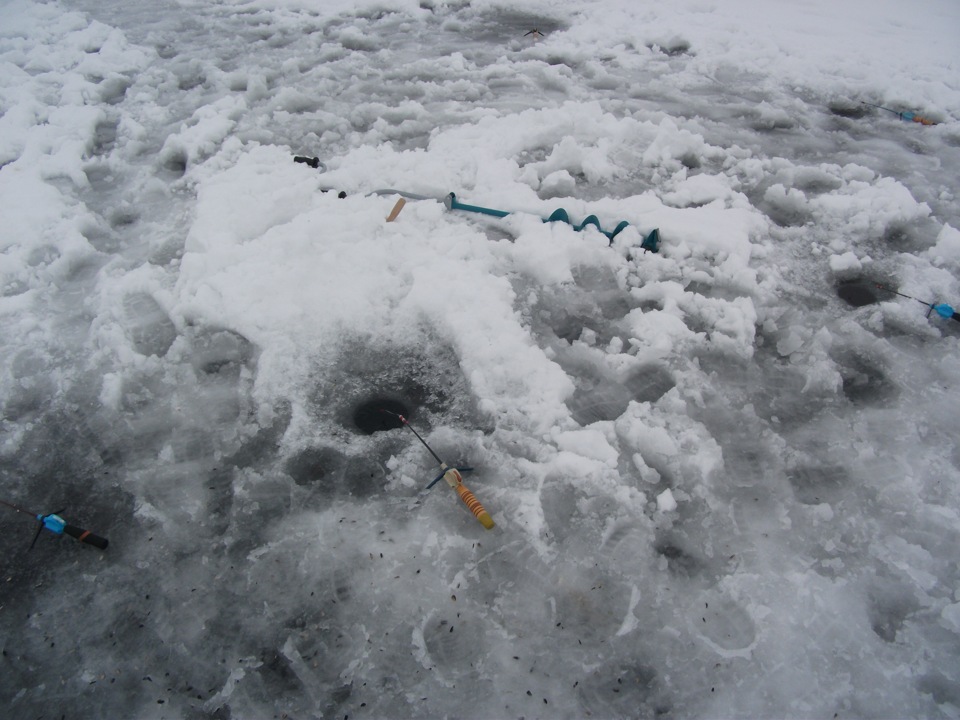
<box><xmin>39</xmin><ymin>513</ymin><xmax>66</xmax><ymax>535</ymax></box>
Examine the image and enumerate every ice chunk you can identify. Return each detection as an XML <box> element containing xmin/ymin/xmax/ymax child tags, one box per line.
<box><xmin>829</xmin><ymin>251</ymin><xmax>862</xmax><ymax>273</ymax></box>
<box><xmin>656</xmin><ymin>488</ymin><xmax>677</xmax><ymax>512</ymax></box>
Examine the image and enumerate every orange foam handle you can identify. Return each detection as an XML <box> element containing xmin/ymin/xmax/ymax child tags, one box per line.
<box><xmin>455</xmin><ymin>484</ymin><xmax>495</xmax><ymax>529</ymax></box>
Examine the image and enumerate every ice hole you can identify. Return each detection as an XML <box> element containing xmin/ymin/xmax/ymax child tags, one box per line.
<box><xmin>828</xmin><ymin>100</ymin><xmax>870</xmax><ymax>119</ymax></box>
<box><xmin>313</xmin><ymin>338</ymin><xmax>469</xmax><ymax>434</ymax></box>
<box><xmin>836</xmin><ymin>280</ymin><xmax>878</xmax><ymax>307</ymax></box>
<box><xmin>353</xmin><ymin>398</ymin><xmax>410</xmax><ymax>434</ymax></box>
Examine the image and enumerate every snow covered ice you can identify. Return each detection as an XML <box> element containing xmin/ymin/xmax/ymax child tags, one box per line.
<box><xmin>2</xmin><ymin>0</ymin><xmax>960</xmax><ymax>716</ymax></box>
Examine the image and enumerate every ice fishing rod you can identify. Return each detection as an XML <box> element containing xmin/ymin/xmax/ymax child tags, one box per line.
<box><xmin>0</xmin><ymin>498</ymin><xmax>109</xmax><ymax>550</ymax></box>
<box><xmin>380</xmin><ymin>410</ymin><xmax>495</xmax><ymax>529</ymax></box>
<box><xmin>876</xmin><ymin>284</ymin><xmax>960</xmax><ymax>322</ymax></box>
<box><xmin>861</xmin><ymin>102</ymin><xmax>938</xmax><ymax>126</ymax></box>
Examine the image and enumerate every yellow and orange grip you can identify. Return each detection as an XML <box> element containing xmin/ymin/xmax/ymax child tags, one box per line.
<box><xmin>442</xmin><ymin>468</ymin><xmax>495</xmax><ymax>529</ymax></box>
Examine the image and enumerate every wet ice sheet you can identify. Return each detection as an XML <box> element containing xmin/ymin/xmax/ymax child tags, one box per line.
<box><xmin>2</xmin><ymin>0</ymin><xmax>960</xmax><ymax>717</ymax></box>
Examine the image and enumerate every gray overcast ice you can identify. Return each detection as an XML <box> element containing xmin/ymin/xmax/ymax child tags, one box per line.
<box><xmin>2</xmin><ymin>0</ymin><xmax>960</xmax><ymax>718</ymax></box>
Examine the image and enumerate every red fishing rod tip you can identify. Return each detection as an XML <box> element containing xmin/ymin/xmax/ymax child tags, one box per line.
<box><xmin>378</xmin><ymin>408</ymin><xmax>408</xmax><ymax>424</ymax></box>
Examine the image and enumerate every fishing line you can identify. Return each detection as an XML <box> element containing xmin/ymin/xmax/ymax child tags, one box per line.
<box><xmin>380</xmin><ymin>409</ymin><xmax>443</xmax><ymax>465</ymax></box>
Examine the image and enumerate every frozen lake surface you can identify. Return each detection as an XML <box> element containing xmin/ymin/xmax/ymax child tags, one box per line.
<box><xmin>2</xmin><ymin>0</ymin><xmax>960</xmax><ymax>717</ymax></box>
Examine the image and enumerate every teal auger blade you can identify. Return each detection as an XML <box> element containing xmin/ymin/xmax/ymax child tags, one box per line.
<box><xmin>640</xmin><ymin>228</ymin><xmax>660</xmax><ymax>253</ymax></box>
<box><xmin>444</xmin><ymin>193</ymin><xmax>659</xmax><ymax>250</ymax></box>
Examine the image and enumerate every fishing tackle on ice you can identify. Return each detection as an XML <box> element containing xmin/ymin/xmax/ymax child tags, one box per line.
<box><xmin>861</xmin><ymin>102</ymin><xmax>938</xmax><ymax>126</ymax></box>
<box><xmin>876</xmin><ymin>284</ymin><xmax>960</xmax><ymax>322</ymax></box>
<box><xmin>0</xmin><ymin>498</ymin><xmax>109</xmax><ymax>550</ymax></box>
<box><xmin>381</xmin><ymin>410</ymin><xmax>495</xmax><ymax>529</ymax></box>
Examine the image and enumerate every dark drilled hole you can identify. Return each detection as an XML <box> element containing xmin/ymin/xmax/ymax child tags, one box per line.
<box><xmin>837</xmin><ymin>280</ymin><xmax>878</xmax><ymax>307</ymax></box>
<box><xmin>828</xmin><ymin>101</ymin><xmax>870</xmax><ymax>119</ymax></box>
<box><xmin>353</xmin><ymin>398</ymin><xmax>409</xmax><ymax>434</ymax></box>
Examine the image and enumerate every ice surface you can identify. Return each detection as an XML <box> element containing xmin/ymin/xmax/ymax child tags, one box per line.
<box><xmin>2</xmin><ymin>0</ymin><xmax>960</xmax><ymax>717</ymax></box>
